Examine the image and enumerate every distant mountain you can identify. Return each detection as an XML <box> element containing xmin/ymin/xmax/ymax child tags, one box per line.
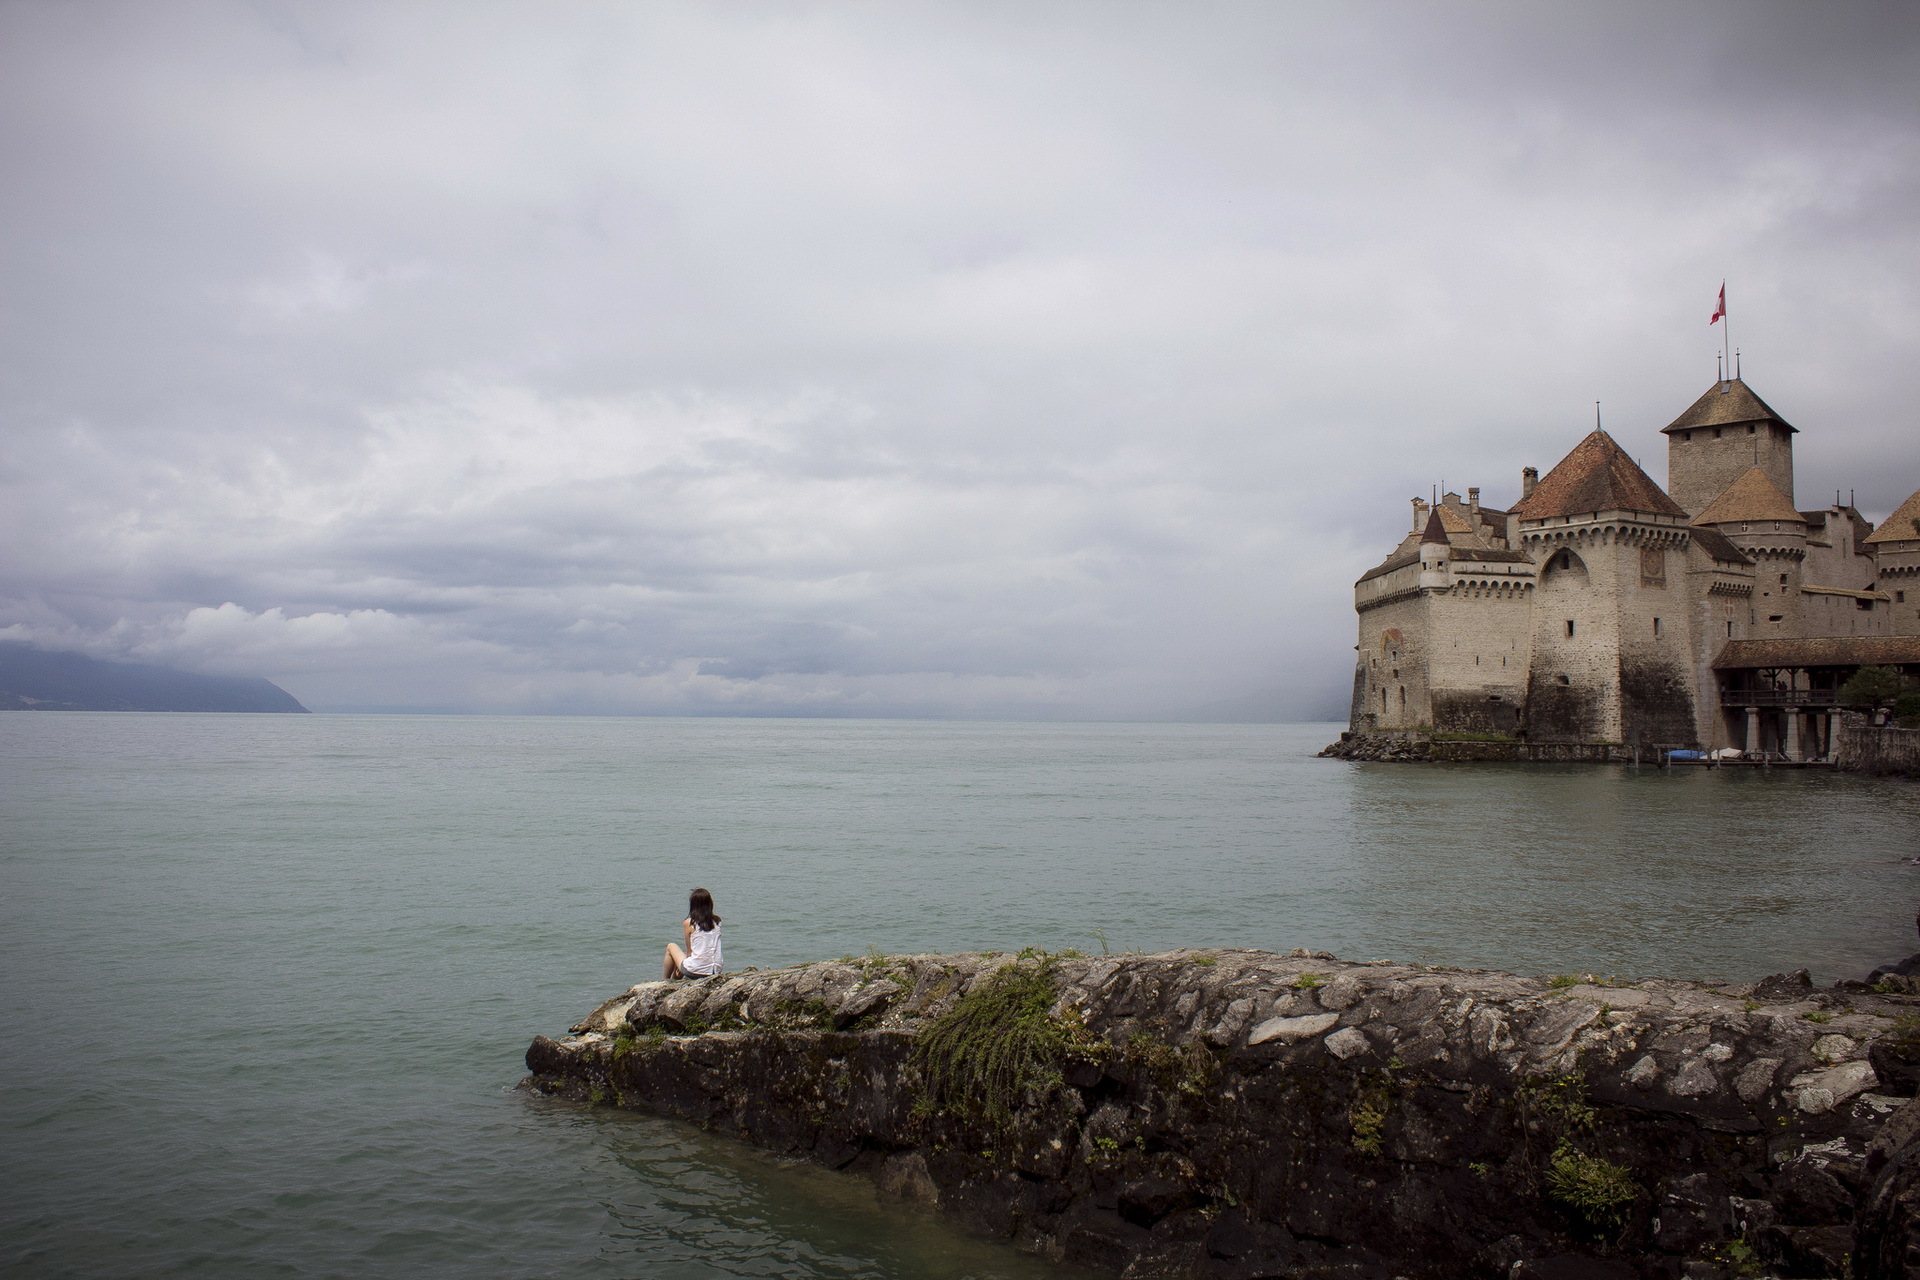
<box><xmin>0</xmin><ymin>643</ymin><xmax>308</xmax><ymax>713</ymax></box>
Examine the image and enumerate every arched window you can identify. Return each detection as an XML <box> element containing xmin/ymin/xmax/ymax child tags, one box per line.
<box><xmin>1542</xmin><ymin>547</ymin><xmax>1588</xmax><ymax>586</ymax></box>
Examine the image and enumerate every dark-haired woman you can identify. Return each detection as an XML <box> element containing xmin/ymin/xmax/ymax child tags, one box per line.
<box><xmin>663</xmin><ymin>887</ymin><xmax>724</xmax><ymax>979</ymax></box>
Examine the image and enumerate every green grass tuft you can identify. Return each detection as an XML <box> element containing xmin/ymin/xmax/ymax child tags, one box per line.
<box><xmin>1546</xmin><ymin>1144</ymin><xmax>1636</xmax><ymax>1227</ymax></box>
<box><xmin>911</xmin><ymin>956</ymin><xmax>1089</xmax><ymax>1132</ymax></box>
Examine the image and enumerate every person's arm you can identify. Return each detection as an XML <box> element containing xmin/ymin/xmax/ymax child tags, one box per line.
<box><xmin>682</xmin><ymin>918</ymin><xmax>694</xmax><ymax>947</ymax></box>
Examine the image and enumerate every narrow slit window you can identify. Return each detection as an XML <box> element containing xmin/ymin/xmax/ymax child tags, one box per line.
<box><xmin>1565</xmin><ymin>620</ymin><xmax>1575</xmax><ymax>638</ymax></box>
<box><xmin>1652</xmin><ymin>617</ymin><xmax>1661</xmax><ymax>636</ymax></box>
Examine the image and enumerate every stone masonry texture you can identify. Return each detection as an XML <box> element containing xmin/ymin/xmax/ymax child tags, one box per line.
<box><xmin>523</xmin><ymin>949</ymin><xmax>1920</xmax><ymax>1279</ymax></box>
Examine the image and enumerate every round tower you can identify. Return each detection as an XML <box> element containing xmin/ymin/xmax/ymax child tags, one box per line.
<box><xmin>1418</xmin><ymin>505</ymin><xmax>1451</xmax><ymax>590</ymax></box>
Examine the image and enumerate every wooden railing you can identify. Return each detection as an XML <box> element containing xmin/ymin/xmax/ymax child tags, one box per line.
<box><xmin>1719</xmin><ymin>689</ymin><xmax>1843</xmax><ymax>708</ymax></box>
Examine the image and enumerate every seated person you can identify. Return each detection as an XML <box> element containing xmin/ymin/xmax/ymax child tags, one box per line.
<box><xmin>663</xmin><ymin>887</ymin><xmax>724</xmax><ymax>980</ymax></box>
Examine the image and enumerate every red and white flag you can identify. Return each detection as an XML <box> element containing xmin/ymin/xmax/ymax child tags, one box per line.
<box><xmin>1710</xmin><ymin>283</ymin><xmax>1726</xmax><ymax>325</ymax></box>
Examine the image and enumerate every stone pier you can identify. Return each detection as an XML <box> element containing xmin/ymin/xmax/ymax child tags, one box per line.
<box><xmin>525</xmin><ymin>949</ymin><xmax>1920</xmax><ymax>1279</ymax></box>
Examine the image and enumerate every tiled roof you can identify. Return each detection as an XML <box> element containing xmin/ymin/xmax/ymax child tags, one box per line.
<box><xmin>1713</xmin><ymin>636</ymin><xmax>1920</xmax><ymax>671</ymax></box>
<box><xmin>1801</xmin><ymin>585</ymin><xmax>1890</xmax><ymax>601</ymax></box>
<box><xmin>1661</xmin><ymin>378</ymin><xmax>1797</xmax><ymax>435</ymax></box>
<box><xmin>1693</xmin><ymin>468</ymin><xmax>1805</xmax><ymax>526</ymax></box>
<box><xmin>1865</xmin><ymin>488</ymin><xmax>1920</xmax><ymax>545</ymax></box>
<box><xmin>1357</xmin><ymin>547</ymin><xmax>1420</xmax><ymax>584</ymax></box>
<box><xmin>1688</xmin><ymin>527</ymin><xmax>1753</xmax><ymax>565</ymax></box>
<box><xmin>1511</xmin><ymin>430</ymin><xmax>1689</xmax><ymax>521</ymax></box>
<box><xmin>1451</xmin><ymin>547</ymin><xmax>1534</xmax><ymax>564</ymax></box>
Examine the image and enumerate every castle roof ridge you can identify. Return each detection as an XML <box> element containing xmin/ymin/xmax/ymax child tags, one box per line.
<box><xmin>1510</xmin><ymin>428</ymin><xmax>1688</xmax><ymax>522</ymax></box>
<box><xmin>1692</xmin><ymin>467</ymin><xmax>1805</xmax><ymax>527</ymax></box>
<box><xmin>1661</xmin><ymin>377</ymin><xmax>1796</xmax><ymax>435</ymax></box>
<box><xmin>1864</xmin><ymin>486</ymin><xmax>1920</xmax><ymax>545</ymax></box>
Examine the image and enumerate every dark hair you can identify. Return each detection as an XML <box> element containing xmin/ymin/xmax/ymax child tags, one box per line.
<box><xmin>689</xmin><ymin>887</ymin><xmax>720</xmax><ymax>931</ymax></box>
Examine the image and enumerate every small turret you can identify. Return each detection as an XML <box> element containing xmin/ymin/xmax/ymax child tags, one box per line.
<box><xmin>1418</xmin><ymin>506</ymin><xmax>1451</xmax><ymax>589</ymax></box>
<box><xmin>1522</xmin><ymin>467</ymin><xmax>1538</xmax><ymax>501</ymax></box>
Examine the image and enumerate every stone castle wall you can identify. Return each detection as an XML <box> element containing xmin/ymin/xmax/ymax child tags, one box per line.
<box><xmin>1527</xmin><ymin>541</ymin><xmax>1619</xmax><ymax>741</ymax></box>
<box><xmin>1835</xmin><ymin>713</ymin><xmax>1920</xmax><ymax>779</ymax></box>
<box><xmin>1423</xmin><ymin>587</ymin><xmax>1531</xmax><ymax>735</ymax></box>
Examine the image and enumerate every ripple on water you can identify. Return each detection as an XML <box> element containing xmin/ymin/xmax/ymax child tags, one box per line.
<box><xmin>2</xmin><ymin>714</ymin><xmax>1917</xmax><ymax>1277</ymax></box>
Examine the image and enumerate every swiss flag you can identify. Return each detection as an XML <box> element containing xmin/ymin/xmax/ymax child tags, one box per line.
<box><xmin>1710</xmin><ymin>283</ymin><xmax>1726</xmax><ymax>325</ymax></box>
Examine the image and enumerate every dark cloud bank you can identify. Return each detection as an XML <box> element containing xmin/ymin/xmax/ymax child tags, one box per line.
<box><xmin>2</xmin><ymin>2</ymin><xmax>1916</xmax><ymax>717</ymax></box>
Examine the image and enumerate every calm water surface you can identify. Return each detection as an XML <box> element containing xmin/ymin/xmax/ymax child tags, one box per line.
<box><xmin>3</xmin><ymin>714</ymin><xmax>1918</xmax><ymax>1278</ymax></box>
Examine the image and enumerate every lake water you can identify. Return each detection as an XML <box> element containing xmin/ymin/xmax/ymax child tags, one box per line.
<box><xmin>3</xmin><ymin>713</ymin><xmax>1918</xmax><ymax>1278</ymax></box>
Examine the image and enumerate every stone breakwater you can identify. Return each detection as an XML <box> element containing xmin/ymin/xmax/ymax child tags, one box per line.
<box><xmin>1318</xmin><ymin>733</ymin><xmax>1639</xmax><ymax>764</ymax></box>
<box><xmin>523</xmin><ymin>949</ymin><xmax>1920</xmax><ymax>1279</ymax></box>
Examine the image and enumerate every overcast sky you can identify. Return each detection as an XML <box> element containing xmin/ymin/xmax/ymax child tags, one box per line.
<box><xmin>2</xmin><ymin>2</ymin><xmax>1916</xmax><ymax>717</ymax></box>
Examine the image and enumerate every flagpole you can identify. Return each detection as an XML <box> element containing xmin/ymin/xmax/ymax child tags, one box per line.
<box><xmin>1723</xmin><ymin>281</ymin><xmax>1730</xmax><ymax>384</ymax></box>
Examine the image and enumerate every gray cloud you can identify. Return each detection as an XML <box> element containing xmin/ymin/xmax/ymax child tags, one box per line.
<box><xmin>2</xmin><ymin>1</ymin><xmax>1917</xmax><ymax>714</ymax></box>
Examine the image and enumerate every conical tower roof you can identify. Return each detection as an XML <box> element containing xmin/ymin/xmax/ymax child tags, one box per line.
<box><xmin>1865</xmin><ymin>487</ymin><xmax>1920</xmax><ymax>545</ymax></box>
<box><xmin>1661</xmin><ymin>377</ymin><xmax>1796</xmax><ymax>435</ymax></box>
<box><xmin>1511</xmin><ymin>429</ymin><xmax>1688</xmax><ymax>521</ymax></box>
<box><xmin>1420</xmin><ymin>505</ymin><xmax>1449</xmax><ymax>544</ymax></box>
<box><xmin>1693</xmin><ymin>467</ymin><xmax>1805</xmax><ymax>526</ymax></box>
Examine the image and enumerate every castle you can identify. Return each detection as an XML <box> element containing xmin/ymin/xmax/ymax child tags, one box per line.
<box><xmin>1348</xmin><ymin>376</ymin><xmax>1920</xmax><ymax>756</ymax></box>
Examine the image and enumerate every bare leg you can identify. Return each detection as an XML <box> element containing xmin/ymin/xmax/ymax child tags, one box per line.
<box><xmin>663</xmin><ymin>943</ymin><xmax>686</xmax><ymax>980</ymax></box>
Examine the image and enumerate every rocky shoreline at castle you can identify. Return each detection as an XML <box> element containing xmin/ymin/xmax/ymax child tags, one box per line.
<box><xmin>523</xmin><ymin>948</ymin><xmax>1920</xmax><ymax>1279</ymax></box>
<box><xmin>1316</xmin><ymin>717</ymin><xmax>1920</xmax><ymax>777</ymax></box>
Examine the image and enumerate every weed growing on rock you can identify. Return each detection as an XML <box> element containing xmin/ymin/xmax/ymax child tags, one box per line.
<box><xmin>772</xmin><ymin>998</ymin><xmax>837</xmax><ymax>1030</ymax></box>
<box><xmin>1802</xmin><ymin>1010</ymin><xmax>1833</xmax><ymax>1025</ymax></box>
<box><xmin>1518</xmin><ymin>1071</ymin><xmax>1597</xmax><ymax>1133</ymax></box>
<box><xmin>1349</xmin><ymin>1059</ymin><xmax>1401</xmax><ymax>1157</ymax></box>
<box><xmin>1350</xmin><ymin>1086</ymin><xmax>1390</xmax><ymax>1156</ymax></box>
<box><xmin>1294</xmin><ymin>973</ymin><xmax>1325</xmax><ymax>990</ymax></box>
<box><xmin>1191</xmin><ymin>956</ymin><xmax>1218</xmax><ymax>967</ymax></box>
<box><xmin>1545</xmin><ymin>1143</ymin><xmax>1636</xmax><ymax>1227</ymax></box>
<box><xmin>911</xmin><ymin>955</ymin><xmax>1091</xmax><ymax>1132</ymax></box>
<box><xmin>1710</xmin><ymin>1236</ymin><xmax>1763</xmax><ymax>1278</ymax></box>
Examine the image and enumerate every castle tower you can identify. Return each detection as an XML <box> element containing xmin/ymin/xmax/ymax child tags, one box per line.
<box><xmin>1511</xmin><ymin>429</ymin><xmax>1697</xmax><ymax>745</ymax></box>
<box><xmin>1661</xmin><ymin>378</ymin><xmax>1796</xmax><ymax>517</ymax></box>
<box><xmin>1865</xmin><ymin>487</ymin><xmax>1920</xmax><ymax>637</ymax></box>
<box><xmin>1692</xmin><ymin>467</ymin><xmax>1807</xmax><ymax>638</ymax></box>
<box><xmin>1417</xmin><ymin>505</ymin><xmax>1450</xmax><ymax>589</ymax></box>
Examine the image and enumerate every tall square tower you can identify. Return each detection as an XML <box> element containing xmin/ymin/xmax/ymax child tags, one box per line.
<box><xmin>1661</xmin><ymin>378</ymin><xmax>1796</xmax><ymax>518</ymax></box>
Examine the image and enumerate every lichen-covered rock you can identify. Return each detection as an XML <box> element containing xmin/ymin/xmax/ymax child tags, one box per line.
<box><xmin>523</xmin><ymin>948</ymin><xmax>1920</xmax><ymax>1278</ymax></box>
